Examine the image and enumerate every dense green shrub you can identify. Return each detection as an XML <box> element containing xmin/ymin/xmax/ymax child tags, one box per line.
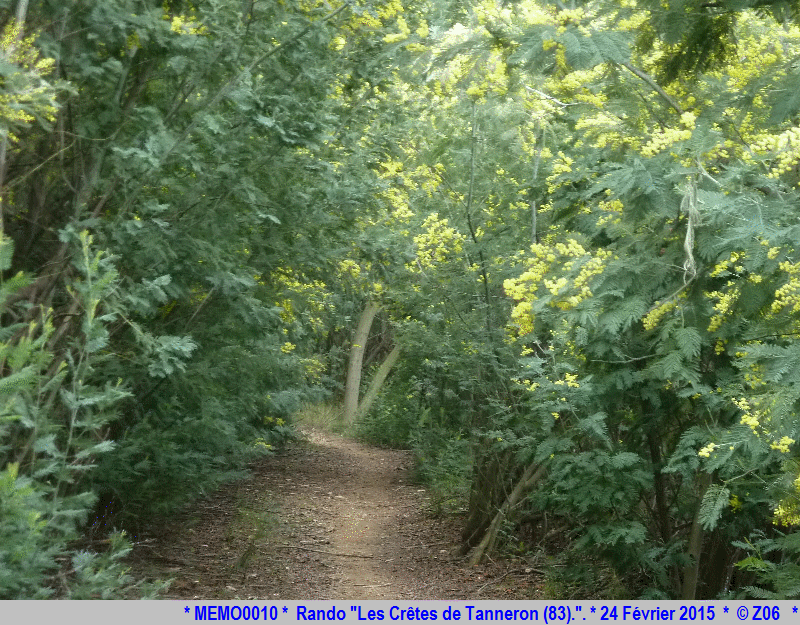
<box><xmin>0</xmin><ymin>234</ymin><xmax>145</xmax><ymax>598</ymax></box>
<box><xmin>409</xmin><ymin>427</ymin><xmax>471</xmax><ymax>515</ymax></box>
<box><xmin>355</xmin><ymin>379</ymin><xmax>419</xmax><ymax>448</ymax></box>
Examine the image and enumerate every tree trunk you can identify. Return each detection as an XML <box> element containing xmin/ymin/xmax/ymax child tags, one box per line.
<box><xmin>356</xmin><ymin>342</ymin><xmax>401</xmax><ymax>420</ymax></box>
<box><xmin>342</xmin><ymin>300</ymin><xmax>380</xmax><ymax>425</ymax></box>
<box><xmin>461</xmin><ymin>442</ymin><xmax>511</xmax><ymax>553</ymax></box>
<box><xmin>468</xmin><ymin>460</ymin><xmax>547</xmax><ymax>565</ymax></box>
<box><xmin>681</xmin><ymin>472</ymin><xmax>712</xmax><ymax>599</ymax></box>
<box><xmin>647</xmin><ymin>431</ymin><xmax>672</xmax><ymax>544</ymax></box>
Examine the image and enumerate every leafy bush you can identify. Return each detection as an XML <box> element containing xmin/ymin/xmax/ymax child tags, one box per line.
<box><xmin>409</xmin><ymin>427</ymin><xmax>471</xmax><ymax>515</ymax></box>
<box><xmin>735</xmin><ymin>529</ymin><xmax>800</xmax><ymax>599</ymax></box>
<box><xmin>0</xmin><ymin>234</ymin><xmax>147</xmax><ymax>598</ymax></box>
<box><xmin>355</xmin><ymin>378</ymin><xmax>420</xmax><ymax>447</ymax></box>
<box><xmin>67</xmin><ymin>532</ymin><xmax>168</xmax><ymax>599</ymax></box>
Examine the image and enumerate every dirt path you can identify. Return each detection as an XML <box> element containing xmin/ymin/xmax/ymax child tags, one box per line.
<box><xmin>299</xmin><ymin>428</ymin><xmax>420</xmax><ymax>598</ymax></box>
<box><xmin>127</xmin><ymin>427</ymin><xmax>542</xmax><ymax>599</ymax></box>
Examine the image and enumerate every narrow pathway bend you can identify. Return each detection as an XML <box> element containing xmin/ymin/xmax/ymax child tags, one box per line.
<box><xmin>126</xmin><ymin>427</ymin><xmax>543</xmax><ymax>599</ymax></box>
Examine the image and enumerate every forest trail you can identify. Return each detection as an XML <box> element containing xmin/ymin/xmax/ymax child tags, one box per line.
<box><xmin>127</xmin><ymin>427</ymin><xmax>543</xmax><ymax>599</ymax></box>
<box><xmin>274</xmin><ymin>427</ymin><xmax>424</xmax><ymax>599</ymax></box>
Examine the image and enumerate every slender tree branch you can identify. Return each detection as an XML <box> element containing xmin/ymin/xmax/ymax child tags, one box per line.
<box><xmin>465</xmin><ymin>103</ymin><xmax>493</xmax><ymax>340</ymax></box>
<box><xmin>619</xmin><ymin>61</ymin><xmax>684</xmax><ymax>115</ymax></box>
<box><xmin>183</xmin><ymin>286</ymin><xmax>216</xmax><ymax>332</ymax></box>
<box><xmin>524</xmin><ymin>86</ymin><xmax>575</xmax><ymax>108</ymax></box>
<box><xmin>589</xmin><ymin>353</ymin><xmax>658</xmax><ymax>364</ymax></box>
<box><xmin>120</xmin><ymin>2</ymin><xmax>352</xmax><ymax>217</ymax></box>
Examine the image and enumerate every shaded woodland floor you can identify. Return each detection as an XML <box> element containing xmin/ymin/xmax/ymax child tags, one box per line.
<box><xmin>125</xmin><ymin>427</ymin><xmax>546</xmax><ymax>599</ymax></box>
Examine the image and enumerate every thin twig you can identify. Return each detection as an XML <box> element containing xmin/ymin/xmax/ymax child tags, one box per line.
<box><xmin>589</xmin><ymin>353</ymin><xmax>658</xmax><ymax>364</ymax></box>
<box><xmin>184</xmin><ymin>286</ymin><xmax>216</xmax><ymax>331</ymax></box>
<box><xmin>523</xmin><ymin>567</ymin><xmax>547</xmax><ymax>575</ymax></box>
<box><xmin>403</xmin><ymin>541</ymin><xmax>451</xmax><ymax>549</ymax></box>
<box><xmin>619</xmin><ymin>62</ymin><xmax>684</xmax><ymax>115</ymax></box>
<box><xmin>276</xmin><ymin>544</ymin><xmax>373</xmax><ymax>559</ymax></box>
<box><xmin>477</xmin><ymin>571</ymin><xmax>509</xmax><ymax>595</ymax></box>
<box><xmin>524</xmin><ymin>86</ymin><xmax>575</xmax><ymax>108</ymax></box>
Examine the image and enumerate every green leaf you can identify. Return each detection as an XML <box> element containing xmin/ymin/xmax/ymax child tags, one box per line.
<box><xmin>598</xmin><ymin>296</ymin><xmax>648</xmax><ymax>333</ymax></box>
<box><xmin>33</xmin><ymin>434</ymin><xmax>59</xmax><ymax>456</ymax></box>
<box><xmin>675</xmin><ymin>327</ymin><xmax>702</xmax><ymax>359</ymax></box>
<box><xmin>0</xmin><ymin>272</ymin><xmax>32</xmax><ymax>307</ymax></box>
<box><xmin>699</xmin><ymin>483</ymin><xmax>730</xmax><ymax>531</ymax></box>
<box><xmin>657</xmin><ymin>351</ymin><xmax>684</xmax><ymax>379</ymax></box>
<box><xmin>577</xmin><ymin>412</ymin><xmax>611</xmax><ymax>446</ymax></box>
<box><xmin>0</xmin><ymin>366</ymin><xmax>39</xmax><ymax>397</ymax></box>
<box><xmin>609</xmin><ymin>451</ymin><xmax>642</xmax><ymax>470</ymax></box>
<box><xmin>587</xmin><ymin>29</ymin><xmax>630</xmax><ymax>64</ymax></box>
<box><xmin>74</xmin><ymin>440</ymin><xmax>116</xmax><ymax>460</ymax></box>
<box><xmin>0</xmin><ymin>237</ymin><xmax>13</xmax><ymax>272</ymax></box>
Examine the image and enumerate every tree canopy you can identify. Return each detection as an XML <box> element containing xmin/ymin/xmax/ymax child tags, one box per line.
<box><xmin>1</xmin><ymin>0</ymin><xmax>800</xmax><ymax>599</ymax></box>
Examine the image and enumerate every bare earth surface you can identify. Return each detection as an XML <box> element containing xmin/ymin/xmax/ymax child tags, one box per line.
<box><xmin>127</xmin><ymin>427</ymin><xmax>544</xmax><ymax>599</ymax></box>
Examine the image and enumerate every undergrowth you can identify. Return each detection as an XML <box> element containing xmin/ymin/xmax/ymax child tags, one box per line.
<box><xmin>294</xmin><ymin>403</ymin><xmax>346</xmax><ymax>433</ymax></box>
